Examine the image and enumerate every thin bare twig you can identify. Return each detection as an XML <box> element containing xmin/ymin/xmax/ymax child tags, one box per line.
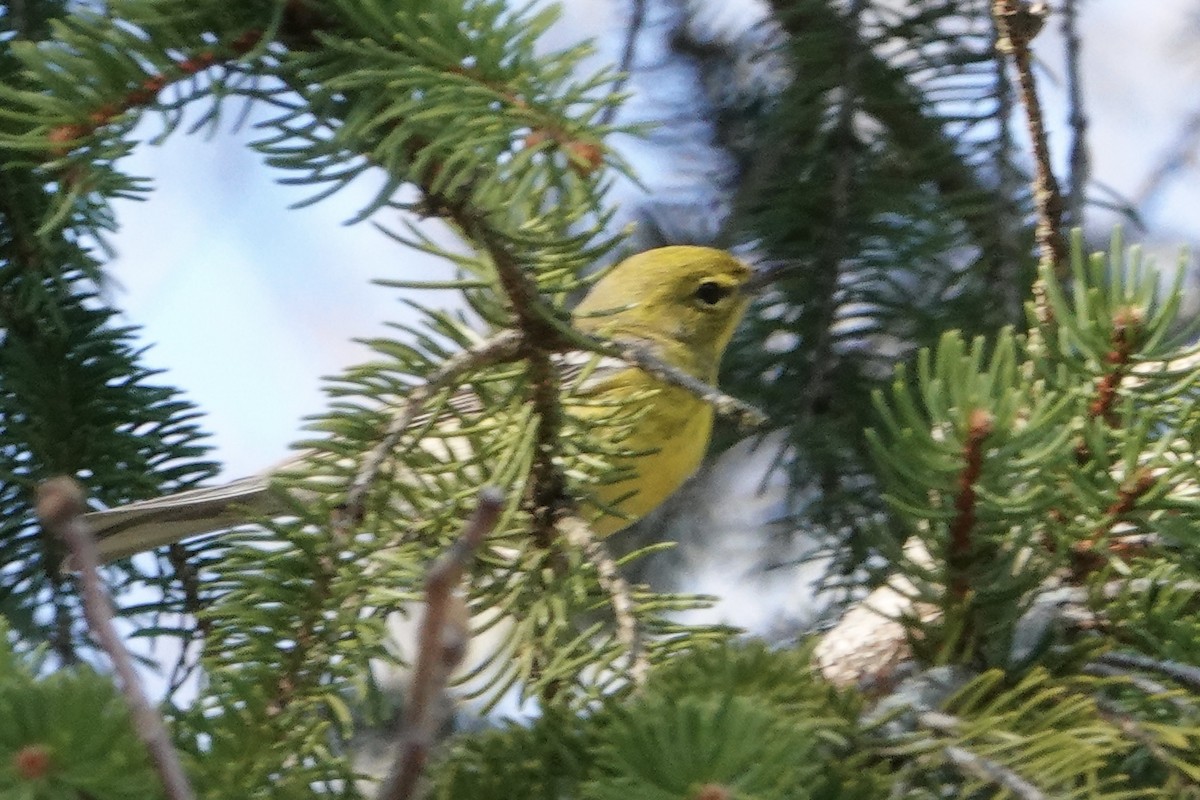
<box><xmin>1094</xmin><ymin>651</ymin><xmax>1200</xmax><ymax>693</ymax></box>
<box><xmin>1084</xmin><ymin>662</ymin><xmax>1194</xmax><ymax>713</ymax></box>
<box><xmin>558</xmin><ymin>514</ymin><xmax>648</xmax><ymax>686</ymax></box>
<box><xmin>1061</xmin><ymin>0</ymin><xmax>1089</xmax><ymax>229</ymax></box>
<box><xmin>598</xmin><ymin>0</ymin><xmax>648</xmax><ymax>127</ymax></box>
<box><xmin>606</xmin><ymin>341</ymin><xmax>767</xmax><ymax>431</ymax></box>
<box><xmin>992</xmin><ymin>0</ymin><xmax>1068</xmax><ymax>298</ymax></box>
<box><xmin>917</xmin><ymin>713</ymin><xmax>1047</xmax><ymax>799</ymax></box>
<box><xmin>343</xmin><ymin>330</ymin><xmax>524</xmax><ymax>526</ymax></box>
<box><xmin>1135</xmin><ymin>107</ymin><xmax>1200</xmax><ymax>215</ymax></box>
<box><xmin>36</xmin><ymin>478</ymin><xmax>196</xmax><ymax>800</ymax></box>
<box><xmin>377</xmin><ymin>488</ymin><xmax>504</xmax><ymax>800</ymax></box>
<box><xmin>942</xmin><ymin>744</ymin><xmax>1048</xmax><ymax>800</ymax></box>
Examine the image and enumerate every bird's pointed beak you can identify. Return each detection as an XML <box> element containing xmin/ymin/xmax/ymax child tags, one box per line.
<box><xmin>744</xmin><ymin>260</ymin><xmax>795</xmax><ymax>295</ymax></box>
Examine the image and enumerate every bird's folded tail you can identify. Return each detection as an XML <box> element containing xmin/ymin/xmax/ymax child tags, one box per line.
<box><xmin>84</xmin><ymin>474</ymin><xmax>284</xmax><ymax>562</ymax></box>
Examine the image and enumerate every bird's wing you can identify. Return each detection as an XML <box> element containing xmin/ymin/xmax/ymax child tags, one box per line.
<box><xmin>86</xmin><ymin>351</ymin><xmax>633</xmax><ymax>562</ymax></box>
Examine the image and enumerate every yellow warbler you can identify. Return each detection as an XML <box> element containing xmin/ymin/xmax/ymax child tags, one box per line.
<box><xmin>86</xmin><ymin>246</ymin><xmax>760</xmax><ymax>559</ymax></box>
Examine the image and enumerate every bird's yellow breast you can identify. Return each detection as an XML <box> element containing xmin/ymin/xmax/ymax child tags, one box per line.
<box><xmin>568</xmin><ymin>372</ymin><xmax>714</xmax><ymax>536</ymax></box>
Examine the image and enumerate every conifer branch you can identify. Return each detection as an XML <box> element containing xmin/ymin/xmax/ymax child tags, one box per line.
<box><xmin>1071</xmin><ymin>468</ymin><xmax>1155</xmax><ymax>578</ymax></box>
<box><xmin>461</xmin><ymin>223</ymin><xmax>569</xmax><ymax>547</ymax></box>
<box><xmin>1087</xmin><ymin>307</ymin><xmax>1140</xmax><ymax>424</ymax></box>
<box><xmin>45</xmin><ymin>29</ymin><xmax>264</xmax><ymax>157</ymax></box>
<box><xmin>992</xmin><ymin>1</ymin><xmax>1067</xmax><ymax>287</ymax></box>
<box><xmin>164</xmin><ymin>543</ymin><xmax>207</xmax><ymax>701</ymax></box>
<box><xmin>559</xmin><ymin>514</ymin><xmax>648</xmax><ymax>687</ymax></box>
<box><xmin>342</xmin><ymin>329</ymin><xmax>524</xmax><ymax>528</ymax></box>
<box><xmin>1084</xmin><ymin>663</ymin><xmax>1191</xmax><ymax>712</ymax></box>
<box><xmin>264</xmin><ymin>331</ymin><xmax>516</xmax><ymax>721</ymax></box>
<box><xmin>948</xmin><ymin>409</ymin><xmax>993</xmax><ymax>602</ymax></box>
<box><xmin>36</xmin><ymin>478</ymin><xmax>196</xmax><ymax>800</ymax></box>
<box><xmin>766</xmin><ymin>0</ymin><xmax>1013</xmax><ymax>266</ymax></box>
<box><xmin>1094</xmin><ymin>700</ymin><xmax>1189</xmax><ymax>775</ymax></box>
<box><xmin>378</xmin><ymin>488</ymin><xmax>504</xmax><ymax>800</ymax></box>
<box><xmin>801</xmin><ymin>0</ymin><xmax>863</xmax><ymax>424</ymax></box>
<box><xmin>267</xmin><ymin>540</ymin><xmax>334</xmax><ymax>720</ymax></box>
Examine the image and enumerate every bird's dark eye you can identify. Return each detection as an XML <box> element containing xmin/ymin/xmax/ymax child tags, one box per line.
<box><xmin>695</xmin><ymin>280</ymin><xmax>730</xmax><ymax>306</ymax></box>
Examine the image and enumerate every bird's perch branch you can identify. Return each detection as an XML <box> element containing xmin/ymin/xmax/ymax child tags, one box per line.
<box><xmin>376</xmin><ymin>488</ymin><xmax>504</xmax><ymax>800</ymax></box>
<box><xmin>551</xmin><ymin>322</ymin><xmax>769</xmax><ymax>431</ymax></box>
<box><xmin>36</xmin><ymin>477</ymin><xmax>196</xmax><ymax>800</ymax></box>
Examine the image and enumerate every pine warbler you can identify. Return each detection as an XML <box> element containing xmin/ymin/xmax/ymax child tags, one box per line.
<box><xmin>86</xmin><ymin>246</ymin><xmax>759</xmax><ymax>559</ymax></box>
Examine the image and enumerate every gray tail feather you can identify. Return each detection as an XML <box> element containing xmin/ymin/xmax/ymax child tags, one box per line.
<box><xmin>85</xmin><ymin>475</ymin><xmax>281</xmax><ymax>562</ymax></box>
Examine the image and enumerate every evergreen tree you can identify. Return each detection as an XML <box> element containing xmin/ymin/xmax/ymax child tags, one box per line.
<box><xmin>1</xmin><ymin>1</ymin><xmax>1198</xmax><ymax>799</ymax></box>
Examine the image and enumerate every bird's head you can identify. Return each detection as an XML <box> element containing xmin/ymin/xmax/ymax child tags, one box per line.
<box><xmin>572</xmin><ymin>246</ymin><xmax>758</xmax><ymax>380</ymax></box>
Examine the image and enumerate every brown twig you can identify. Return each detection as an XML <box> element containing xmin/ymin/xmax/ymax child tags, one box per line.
<box><xmin>46</xmin><ymin>29</ymin><xmax>263</xmax><ymax>157</ymax></box>
<box><xmin>450</xmin><ymin>222</ymin><xmax>568</xmax><ymax>548</ymax></box>
<box><xmin>991</xmin><ymin>12</ymin><xmax>1028</xmax><ymax>324</ymax></box>
<box><xmin>376</xmin><ymin>488</ymin><xmax>504</xmax><ymax>800</ymax></box>
<box><xmin>36</xmin><ymin>478</ymin><xmax>196</xmax><ymax>800</ymax></box>
<box><xmin>947</xmin><ymin>409</ymin><xmax>993</xmax><ymax>601</ymax></box>
<box><xmin>1070</xmin><ymin>468</ymin><xmax>1155</xmax><ymax>578</ymax></box>
<box><xmin>992</xmin><ymin>0</ymin><xmax>1067</xmax><ymax>314</ymax></box>
<box><xmin>1087</xmin><ymin>306</ymin><xmax>1141</xmax><ymax>424</ymax></box>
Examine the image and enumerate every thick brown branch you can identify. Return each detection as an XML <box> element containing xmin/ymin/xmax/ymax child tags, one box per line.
<box><xmin>453</xmin><ymin>222</ymin><xmax>569</xmax><ymax>547</ymax></box>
